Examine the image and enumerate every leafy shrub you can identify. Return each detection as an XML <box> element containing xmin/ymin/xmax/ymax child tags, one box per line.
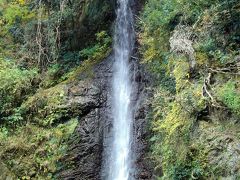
<box><xmin>141</xmin><ymin>0</ymin><xmax>240</xmax><ymax>179</ymax></box>
<box><xmin>209</xmin><ymin>50</ymin><xmax>233</xmax><ymax>64</ymax></box>
<box><xmin>216</xmin><ymin>81</ymin><xmax>240</xmax><ymax>116</ymax></box>
<box><xmin>173</xmin><ymin>59</ymin><xmax>190</xmax><ymax>92</ymax></box>
<box><xmin>0</xmin><ymin>118</ymin><xmax>78</xmax><ymax>179</ymax></box>
<box><xmin>173</xmin><ymin>164</ymin><xmax>191</xmax><ymax>180</ymax></box>
<box><xmin>0</xmin><ymin>0</ymin><xmax>34</xmax><ymax>32</ymax></box>
<box><xmin>79</xmin><ymin>31</ymin><xmax>112</xmax><ymax>59</ymax></box>
<box><xmin>150</xmin><ymin>58</ymin><xmax>206</xmax><ymax>179</ymax></box>
<box><xmin>65</xmin><ymin>31</ymin><xmax>112</xmax><ymax>81</ymax></box>
<box><xmin>139</xmin><ymin>0</ymin><xmax>178</xmax><ymax>64</ymax></box>
<box><xmin>0</xmin><ymin>58</ymin><xmax>38</xmax><ymax>117</ymax></box>
<box><xmin>0</xmin><ymin>0</ymin><xmax>35</xmax><ymax>57</ymax></box>
<box><xmin>40</xmin><ymin>64</ymin><xmax>63</xmax><ymax>88</ymax></box>
<box><xmin>21</xmin><ymin>84</ymin><xmax>67</xmax><ymax>126</ymax></box>
<box><xmin>195</xmin><ymin>38</ymin><xmax>217</xmax><ymax>53</ymax></box>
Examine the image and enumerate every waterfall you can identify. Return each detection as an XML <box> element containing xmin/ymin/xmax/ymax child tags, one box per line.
<box><xmin>108</xmin><ymin>0</ymin><xmax>135</xmax><ymax>179</ymax></box>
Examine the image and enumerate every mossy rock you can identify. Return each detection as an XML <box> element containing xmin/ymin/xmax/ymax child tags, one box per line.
<box><xmin>21</xmin><ymin>84</ymin><xmax>68</xmax><ymax>126</ymax></box>
<box><xmin>191</xmin><ymin>121</ymin><xmax>240</xmax><ymax>178</ymax></box>
<box><xmin>0</xmin><ymin>119</ymin><xmax>78</xmax><ymax>179</ymax></box>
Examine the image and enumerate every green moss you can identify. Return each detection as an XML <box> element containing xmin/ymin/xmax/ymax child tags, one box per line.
<box><xmin>216</xmin><ymin>81</ymin><xmax>240</xmax><ymax>117</ymax></box>
<box><xmin>66</xmin><ymin>48</ymin><xmax>111</xmax><ymax>81</ymax></box>
<box><xmin>172</xmin><ymin>59</ymin><xmax>190</xmax><ymax>92</ymax></box>
<box><xmin>195</xmin><ymin>52</ymin><xmax>209</xmax><ymax>66</ymax></box>
<box><xmin>0</xmin><ymin>118</ymin><xmax>77</xmax><ymax>179</ymax></box>
<box><xmin>152</xmin><ymin>101</ymin><xmax>193</xmax><ymax>178</ymax></box>
<box><xmin>151</xmin><ymin>73</ymin><xmax>238</xmax><ymax>179</ymax></box>
<box><xmin>150</xmin><ymin>55</ymin><xmax>207</xmax><ymax>179</ymax></box>
<box><xmin>20</xmin><ymin>84</ymin><xmax>67</xmax><ymax>126</ymax></box>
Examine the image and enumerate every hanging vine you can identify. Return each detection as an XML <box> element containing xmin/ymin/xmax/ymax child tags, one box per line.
<box><xmin>35</xmin><ymin>0</ymin><xmax>67</xmax><ymax>70</ymax></box>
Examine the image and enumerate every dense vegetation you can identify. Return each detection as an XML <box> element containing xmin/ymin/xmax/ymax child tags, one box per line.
<box><xmin>0</xmin><ymin>0</ymin><xmax>239</xmax><ymax>179</ymax></box>
<box><xmin>0</xmin><ymin>0</ymin><xmax>113</xmax><ymax>178</ymax></box>
<box><xmin>138</xmin><ymin>0</ymin><xmax>240</xmax><ymax>179</ymax></box>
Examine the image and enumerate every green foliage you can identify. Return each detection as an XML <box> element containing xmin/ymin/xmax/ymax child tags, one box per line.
<box><xmin>209</xmin><ymin>50</ymin><xmax>233</xmax><ymax>64</ymax></box>
<box><xmin>216</xmin><ymin>81</ymin><xmax>240</xmax><ymax>116</ymax></box>
<box><xmin>142</xmin><ymin>0</ymin><xmax>240</xmax><ymax>177</ymax></box>
<box><xmin>0</xmin><ymin>0</ymin><xmax>114</xmax><ymax>69</ymax></box>
<box><xmin>195</xmin><ymin>38</ymin><xmax>217</xmax><ymax>53</ymax></box>
<box><xmin>0</xmin><ymin>0</ymin><xmax>35</xmax><ymax>56</ymax></box>
<box><xmin>40</xmin><ymin>64</ymin><xmax>64</xmax><ymax>88</ymax></box>
<box><xmin>140</xmin><ymin>0</ymin><xmax>240</xmax><ymax>68</ymax></box>
<box><xmin>151</xmin><ymin>77</ymin><xmax>207</xmax><ymax>179</ymax></box>
<box><xmin>172</xmin><ymin>59</ymin><xmax>190</xmax><ymax>92</ymax></box>
<box><xmin>0</xmin><ymin>58</ymin><xmax>38</xmax><ymax>118</ymax></box>
<box><xmin>138</xmin><ymin>0</ymin><xmax>215</xmax><ymax>92</ymax></box>
<box><xmin>0</xmin><ymin>118</ymin><xmax>78</xmax><ymax>179</ymax></box>
<box><xmin>0</xmin><ymin>0</ymin><xmax>113</xmax><ymax>178</ymax></box>
<box><xmin>152</xmin><ymin>97</ymin><xmax>192</xmax><ymax>179</ymax></box>
<box><xmin>67</xmin><ymin>31</ymin><xmax>112</xmax><ymax>81</ymax></box>
<box><xmin>79</xmin><ymin>31</ymin><xmax>112</xmax><ymax>59</ymax></box>
<box><xmin>21</xmin><ymin>84</ymin><xmax>67</xmax><ymax>126</ymax></box>
<box><xmin>3</xmin><ymin>3</ymin><xmax>34</xmax><ymax>26</ymax></box>
<box><xmin>141</xmin><ymin>0</ymin><xmax>179</xmax><ymax>32</ymax></box>
<box><xmin>172</xmin><ymin>163</ymin><xmax>191</xmax><ymax>180</ymax></box>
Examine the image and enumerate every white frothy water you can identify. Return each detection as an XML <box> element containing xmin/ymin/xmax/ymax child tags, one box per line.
<box><xmin>109</xmin><ymin>0</ymin><xmax>134</xmax><ymax>179</ymax></box>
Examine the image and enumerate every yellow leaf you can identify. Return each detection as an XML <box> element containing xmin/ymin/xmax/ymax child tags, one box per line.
<box><xmin>17</xmin><ymin>0</ymin><xmax>25</xmax><ymax>5</ymax></box>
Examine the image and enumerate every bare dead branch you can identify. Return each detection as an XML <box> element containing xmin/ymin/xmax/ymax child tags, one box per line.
<box><xmin>202</xmin><ymin>73</ymin><xmax>227</xmax><ymax>109</ymax></box>
<box><xmin>208</xmin><ymin>67</ymin><xmax>240</xmax><ymax>75</ymax></box>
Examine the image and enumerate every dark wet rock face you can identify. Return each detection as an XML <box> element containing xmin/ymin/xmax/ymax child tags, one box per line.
<box><xmin>67</xmin><ymin>81</ymin><xmax>102</xmax><ymax>116</ymax></box>
<box><xmin>58</xmin><ymin>56</ymin><xmax>113</xmax><ymax>180</ymax></box>
<box><xmin>131</xmin><ymin>58</ymin><xmax>153</xmax><ymax>180</ymax></box>
<box><xmin>57</xmin><ymin>1</ymin><xmax>153</xmax><ymax>178</ymax></box>
<box><xmin>57</xmin><ymin>54</ymin><xmax>153</xmax><ymax>179</ymax></box>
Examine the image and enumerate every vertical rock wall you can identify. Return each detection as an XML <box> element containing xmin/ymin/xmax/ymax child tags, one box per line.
<box><xmin>58</xmin><ymin>1</ymin><xmax>153</xmax><ymax>179</ymax></box>
<box><xmin>58</xmin><ymin>52</ymin><xmax>153</xmax><ymax>179</ymax></box>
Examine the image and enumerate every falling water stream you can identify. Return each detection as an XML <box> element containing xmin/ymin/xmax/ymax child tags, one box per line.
<box><xmin>108</xmin><ymin>0</ymin><xmax>135</xmax><ymax>179</ymax></box>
